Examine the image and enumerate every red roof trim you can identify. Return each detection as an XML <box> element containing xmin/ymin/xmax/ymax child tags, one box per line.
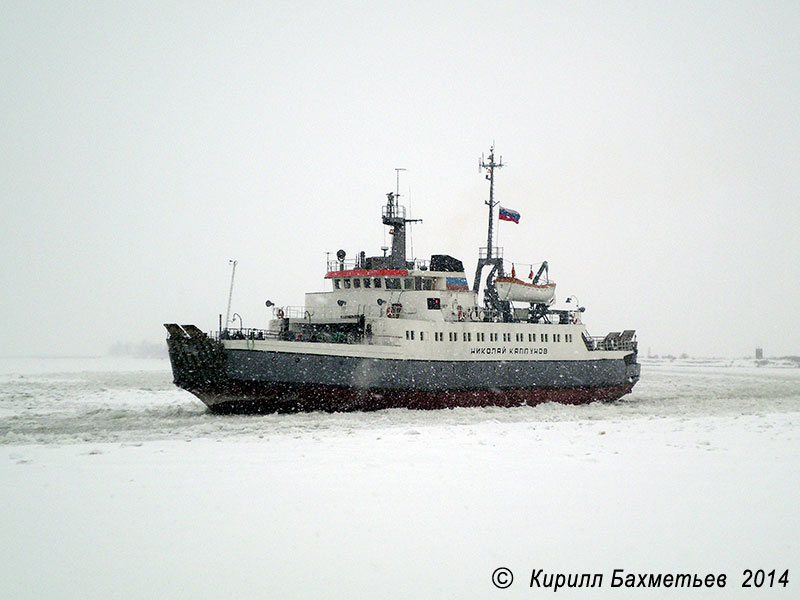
<box><xmin>325</xmin><ymin>269</ymin><xmax>409</xmax><ymax>279</ymax></box>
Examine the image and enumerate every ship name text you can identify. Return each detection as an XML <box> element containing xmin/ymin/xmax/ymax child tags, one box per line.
<box><xmin>470</xmin><ymin>346</ymin><xmax>548</xmax><ymax>355</ymax></box>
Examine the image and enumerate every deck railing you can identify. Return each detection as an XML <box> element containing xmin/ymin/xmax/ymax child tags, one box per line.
<box><xmin>382</xmin><ymin>203</ymin><xmax>406</xmax><ymax>220</ymax></box>
<box><xmin>326</xmin><ymin>258</ymin><xmax>361</xmax><ymax>272</ymax></box>
<box><xmin>479</xmin><ymin>246</ymin><xmax>504</xmax><ymax>259</ymax></box>
<box><xmin>411</xmin><ymin>258</ymin><xmax>430</xmax><ymax>271</ymax></box>
<box><xmin>325</xmin><ymin>258</ymin><xmax>429</xmax><ymax>273</ymax></box>
<box><xmin>281</xmin><ymin>305</ymin><xmax>386</xmax><ymax>320</ymax></box>
<box><xmin>215</xmin><ymin>328</ymin><xmax>279</xmax><ymax>341</ymax></box>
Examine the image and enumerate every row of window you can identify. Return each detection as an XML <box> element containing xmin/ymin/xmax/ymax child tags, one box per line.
<box><xmin>406</xmin><ymin>331</ymin><xmax>574</xmax><ymax>343</ymax></box>
<box><xmin>334</xmin><ymin>277</ymin><xmax>435</xmax><ymax>291</ymax></box>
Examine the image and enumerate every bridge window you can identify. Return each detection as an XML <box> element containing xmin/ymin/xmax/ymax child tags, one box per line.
<box><xmin>422</xmin><ymin>278</ymin><xmax>434</xmax><ymax>290</ymax></box>
<box><xmin>386</xmin><ymin>278</ymin><xmax>401</xmax><ymax>289</ymax></box>
<box><xmin>404</xmin><ymin>278</ymin><xmax>414</xmax><ymax>290</ymax></box>
<box><xmin>363</xmin><ymin>278</ymin><xmax>371</xmax><ymax>288</ymax></box>
<box><xmin>334</xmin><ymin>279</ymin><xmax>341</xmax><ymax>289</ymax></box>
<box><xmin>373</xmin><ymin>278</ymin><xmax>382</xmax><ymax>288</ymax></box>
<box><xmin>343</xmin><ymin>279</ymin><xmax>352</xmax><ymax>289</ymax></box>
<box><xmin>353</xmin><ymin>278</ymin><xmax>361</xmax><ymax>289</ymax></box>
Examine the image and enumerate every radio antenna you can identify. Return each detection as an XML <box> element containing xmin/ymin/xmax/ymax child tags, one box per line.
<box><xmin>394</xmin><ymin>168</ymin><xmax>406</xmax><ymax>205</ymax></box>
<box><xmin>394</xmin><ymin>167</ymin><xmax>407</xmax><ymax>252</ymax></box>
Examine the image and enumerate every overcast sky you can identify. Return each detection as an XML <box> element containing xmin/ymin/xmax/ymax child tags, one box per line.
<box><xmin>2</xmin><ymin>2</ymin><xmax>799</xmax><ymax>358</ymax></box>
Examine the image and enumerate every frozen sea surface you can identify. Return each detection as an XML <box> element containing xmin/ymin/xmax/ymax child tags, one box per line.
<box><xmin>1</xmin><ymin>357</ymin><xmax>798</xmax><ymax>599</ymax></box>
<box><xmin>1</xmin><ymin>357</ymin><xmax>798</xmax><ymax>445</ymax></box>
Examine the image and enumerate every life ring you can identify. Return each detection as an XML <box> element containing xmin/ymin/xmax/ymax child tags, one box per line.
<box><xmin>276</xmin><ymin>308</ymin><xmax>285</xmax><ymax>319</ymax></box>
<box><xmin>570</xmin><ymin>312</ymin><xmax>578</xmax><ymax>324</ymax></box>
<box><xmin>386</xmin><ymin>305</ymin><xmax>392</xmax><ymax>318</ymax></box>
<box><xmin>457</xmin><ymin>311</ymin><xmax>466</xmax><ymax>322</ymax></box>
<box><xmin>469</xmin><ymin>308</ymin><xmax>479</xmax><ymax>321</ymax></box>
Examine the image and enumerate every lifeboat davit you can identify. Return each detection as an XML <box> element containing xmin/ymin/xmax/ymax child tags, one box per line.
<box><xmin>495</xmin><ymin>277</ymin><xmax>556</xmax><ymax>304</ymax></box>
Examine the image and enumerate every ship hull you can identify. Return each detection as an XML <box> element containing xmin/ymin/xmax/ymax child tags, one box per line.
<box><xmin>191</xmin><ymin>381</ymin><xmax>634</xmax><ymax>414</ymax></box>
<box><xmin>167</xmin><ymin>334</ymin><xmax>639</xmax><ymax>414</ymax></box>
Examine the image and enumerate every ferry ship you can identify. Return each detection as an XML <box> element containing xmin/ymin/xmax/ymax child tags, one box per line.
<box><xmin>165</xmin><ymin>147</ymin><xmax>640</xmax><ymax>413</ymax></box>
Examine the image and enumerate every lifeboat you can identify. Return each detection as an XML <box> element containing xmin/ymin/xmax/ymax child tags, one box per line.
<box><xmin>495</xmin><ymin>277</ymin><xmax>556</xmax><ymax>304</ymax></box>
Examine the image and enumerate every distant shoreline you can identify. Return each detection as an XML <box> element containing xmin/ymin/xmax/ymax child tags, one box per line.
<box><xmin>0</xmin><ymin>355</ymin><xmax>168</xmax><ymax>360</ymax></box>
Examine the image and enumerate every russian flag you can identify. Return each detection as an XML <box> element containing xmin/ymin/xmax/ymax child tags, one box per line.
<box><xmin>498</xmin><ymin>207</ymin><xmax>520</xmax><ymax>223</ymax></box>
<box><xmin>446</xmin><ymin>277</ymin><xmax>469</xmax><ymax>291</ymax></box>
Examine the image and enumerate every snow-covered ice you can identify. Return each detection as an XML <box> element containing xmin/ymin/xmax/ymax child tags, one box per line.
<box><xmin>1</xmin><ymin>357</ymin><xmax>798</xmax><ymax>598</ymax></box>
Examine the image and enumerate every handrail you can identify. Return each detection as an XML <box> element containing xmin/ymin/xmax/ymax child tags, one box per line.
<box><xmin>382</xmin><ymin>204</ymin><xmax>406</xmax><ymax>220</ymax></box>
<box><xmin>326</xmin><ymin>259</ymin><xmax>361</xmax><ymax>272</ymax></box>
<box><xmin>214</xmin><ymin>325</ymin><xmax>401</xmax><ymax>347</ymax></box>
<box><xmin>280</xmin><ymin>305</ymin><xmax>386</xmax><ymax>319</ymax></box>
<box><xmin>216</xmin><ymin>328</ymin><xmax>279</xmax><ymax>341</ymax></box>
<box><xmin>325</xmin><ymin>258</ymin><xmax>430</xmax><ymax>273</ymax></box>
<box><xmin>479</xmin><ymin>246</ymin><xmax>504</xmax><ymax>259</ymax></box>
<box><xmin>412</xmin><ymin>258</ymin><xmax>430</xmax><ymax>270</ymax></box>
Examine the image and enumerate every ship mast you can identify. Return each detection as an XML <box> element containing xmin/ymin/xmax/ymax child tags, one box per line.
<box><xmin>481</xmin><ymin>145</ymin><xmax>504</xmax><ymax>260</ymax></box>
<box><xmin>382</xmin><ymin>168</ymin><xmax>421</xmax><ymax>269</ymax></box>
<box><xmin>472</xmin><ymin>145</ymin><xmax>506</xmax><ymax>295</ymax></box>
